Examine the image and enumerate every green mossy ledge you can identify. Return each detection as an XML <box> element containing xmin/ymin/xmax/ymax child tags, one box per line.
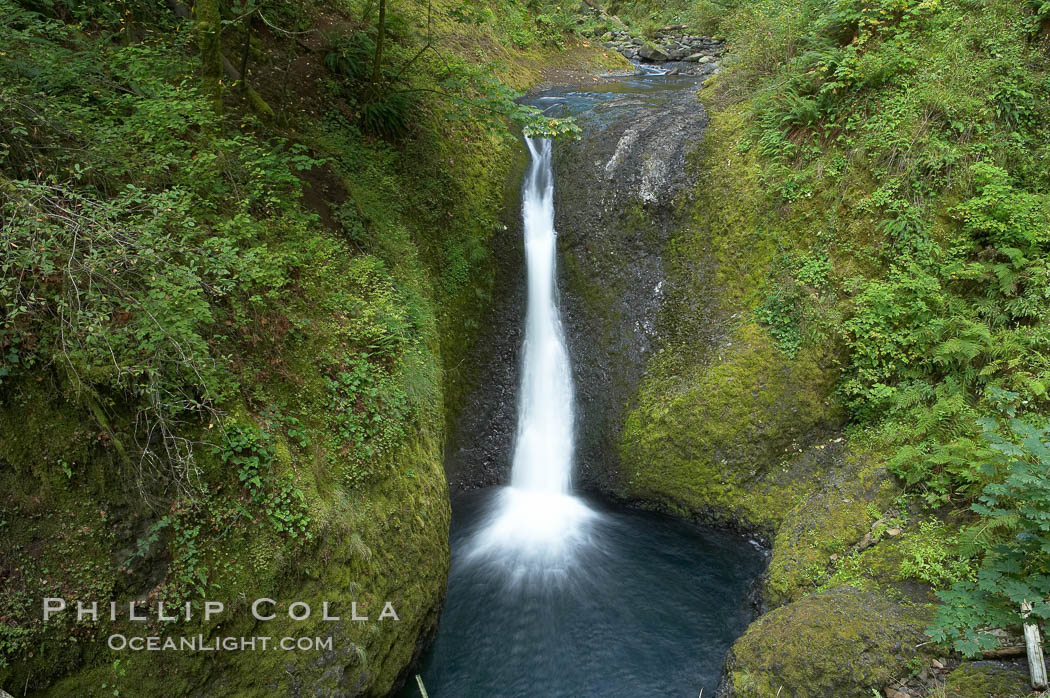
<box><xmin>618</xmin><ymin>320</ymin><xmax>843</xmax><ymax>533</ymax></box>
<box><xmin>764</xmin><ymin>441</ymin><xmax>900</xmax><ymax>608</ymax></box>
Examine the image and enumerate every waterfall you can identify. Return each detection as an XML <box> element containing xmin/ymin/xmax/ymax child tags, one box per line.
<box><xmin>468</xmin><ymin>137</ymin><xmax>596</xmax><ymax>568</ymax></box>
<box><xmin>512</xmin><ymin>137</ymin><xmax>574</xmax><ymax>493</ymax></box>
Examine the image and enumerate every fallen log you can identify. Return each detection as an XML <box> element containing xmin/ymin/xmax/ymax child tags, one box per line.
<box><xmin>981</xmin><ymin>646</ymin><xmax>1025</xmax><ymax>658</ymax></box>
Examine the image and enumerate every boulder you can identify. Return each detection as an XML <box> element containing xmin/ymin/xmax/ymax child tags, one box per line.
<box><xmin>638</xmin><ymin>44</ymin><xmax>669</xmax><ymax>61</ymax></box>
<box><xmin>721</xmin><ymin>586</ymin><xmax>933</xmax><ymax>698</ymax></box>
<box><xmin>619</xmin><ymin>319</ymin><xmax>844</xmax><ymax>532</ymax></box>
<box><xmin>942</xmin><ymin>662</ymin><xmax>1032</xmax><ymax>698</ymax></box>
<box><xmin>763</xmin><ymin>440</ymin><xmax>899</xmax><ymax>607</ymax></box>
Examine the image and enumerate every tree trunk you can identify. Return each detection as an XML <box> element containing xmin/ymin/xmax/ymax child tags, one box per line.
<box><xmin>371</xmin><ymin>0</ymin><xmax>386</xmax><ymax>86</ymax></box>
<box><xmin>195</xmin><ymin>0</ymin><xmax>224</xmax><ymax>113</ymax></box>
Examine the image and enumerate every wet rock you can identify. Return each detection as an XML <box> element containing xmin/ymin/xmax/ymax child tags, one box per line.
<box><xmin>552</xmin><ymin>82</ymin><xmax>709</xmax><ymax>490</ymax></box>
<box><xmin>638</xmin><ymin>44</ymin><xmax>669</xmax><ymax>61</ymax></box>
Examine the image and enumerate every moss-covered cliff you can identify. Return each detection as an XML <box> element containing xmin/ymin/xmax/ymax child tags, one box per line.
<box><xmin>0</xmin><ymin>0</ymin><xmax>626</xmax><ymax>695</ymax></box>
<box><xmin>607</xmin><ymin>0</ymin><xmax>1050</xmax><ymax>695</ymax></box>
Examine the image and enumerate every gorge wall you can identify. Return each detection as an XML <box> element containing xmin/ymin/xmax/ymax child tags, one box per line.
<box><xmin>0</xmin><ymin>1</ymin><xmax>628</xmax><ymax>694</ymax></box>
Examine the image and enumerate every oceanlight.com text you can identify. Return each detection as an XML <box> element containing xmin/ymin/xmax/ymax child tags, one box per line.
<box><xmin>107</xmin><ymin>634</ymin><xmax>334</xmax><ymax>652</ymax></box>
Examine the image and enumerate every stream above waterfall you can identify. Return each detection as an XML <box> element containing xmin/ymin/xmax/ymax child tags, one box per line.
<box><xmin>403</xmin><ymin>70</ymin><xmax>766</xmax><ymax>698</ymax></box>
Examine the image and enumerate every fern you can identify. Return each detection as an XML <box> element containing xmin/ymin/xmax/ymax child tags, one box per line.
<box><xmin>930</xmin><ymin>418</ymin><xmax>1050</xmax><ymax>655</ymax></box>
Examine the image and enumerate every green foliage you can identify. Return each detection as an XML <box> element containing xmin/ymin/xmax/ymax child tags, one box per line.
<box><xmin>220</xmin><ymin>423</ymin><xmax>312</xmax><ymax>541</ymax></box>
<box><xmin>930</xmin><ymin>418</ymin><xmax>1050</xmax><ymax>656</ymax></box>
<box><xmin>686</xmin><ymin>0</ymin><xmax>1050</xmax><ymax>656</ymax></box>
<box><xmin>898</xmin><ymin>520</ymin><xmax>975</xmax><ymax>588</ymax></box>
<box><xmin>326</xmin><ymin>353</ymin><xmax>410</xmax><ymax>486</ymax></box>
<box><xmin>495</xmin><ymin>0</ymin><xmax>579</xmax><ymax>48</ymax></box>
<box><xmin>838</xmin><ymin>160</ymin><xmax>1050</xmax><ymax>502</ymax></box>
<box><xmin>713</xmin><ymin>0</ymin><xmax>1050</xmax><ymax>506</ymax></box>
<box><xmin>322</xmin><ymin>0</ymin><xmax>582</xmax><ymax>140</ymax></box>
<box><xmin>756</xmin><ymin>291</ymin><xmax>803</xmax><ymax>356</ymax></box>
<box><xmin>755</xmin><ymin>249</ymin><xmax>833</xmax><ymax>356</ymax></box>
<box><xmin>1</xmin><ymin>6</ymin><xmax>328</xmax><ymax>500</ymax></box>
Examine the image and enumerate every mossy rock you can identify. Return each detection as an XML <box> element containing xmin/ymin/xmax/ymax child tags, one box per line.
<box><xmin>765</xmin><ymin>441</ymin><xmax>899</xmax><ymax>606</ymax></box>
<box><xmin>942</xmin><ymin>662</ymin><xmax>1033</xmax><ymax>698</ymax></box>
<box><xmin>618</xmin><ymin>320</ymin><xmax>843</xmax><ymax>532</ymax></box>
<box><xmin>723</xmin><ymin>586</ymin><xmax>932</xmax><ymax>698</ymax></box>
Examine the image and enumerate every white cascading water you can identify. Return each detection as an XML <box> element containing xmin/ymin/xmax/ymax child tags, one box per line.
<box><xmin>469</xmin><ymin>137</ymin><xmax>596</xmax><ymax>569</ymax></box>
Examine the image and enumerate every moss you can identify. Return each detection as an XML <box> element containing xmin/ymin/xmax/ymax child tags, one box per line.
<box><xmin>0</xmin><ymin>379</ymin><xmax>99</xmax><ymax>488</ymax></box>
<box><xmin>0</xmin><ymin>3</ymin><xmax>630</xmax><ymax>692</ymax></box>
<box><xmin>725</xmin><ymin>586</ymin><xmax>933</xmax><ymax>698</ymax></box>
<box><xmin>942</xmin><ymin>662</ymin><xmax>1033</xmax><ymax>698</ymax></box>
<box><xmin>683</xmin><ymin>106</ymin><xmax>774</xmax><ymax>312</ymax></box>
<box><xmin>618</xmin><ymin>320</ymin><xmax>842</xmax><ymax>532</ymax></box>
<box><xmin>765</xmin><ymin>442</ymin><xmax>899</xmax><ymax>606</ymax></box>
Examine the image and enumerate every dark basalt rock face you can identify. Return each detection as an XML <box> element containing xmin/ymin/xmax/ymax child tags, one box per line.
<box><xmin>442</xmin><ymin>156</ymin><xmax>528</xmax><ymax>491</ymax></box>
<box><xmin>554</xmin><ymin>86</ymin><xmax>709</xmax><ymax>491</ymax></box>
<box><xmin>444</xmin><ymin>80</ymin><xmax>710</xmax><ymax>493</ymax></box>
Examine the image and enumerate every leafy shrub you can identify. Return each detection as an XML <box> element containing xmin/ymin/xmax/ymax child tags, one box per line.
<box><xmin>360</xmin><ymin>91</ymin><xmax>416</xmax><ymax>138</ymax></box>
<box><xmin>930</xmin><ymin>418</ymin><xmax>1050</xmax><ymax>655</ymax></box>
<box><xmin>221</xmin><ymin>423</ymin><xmax>312</xmax><ymax>541</ymax></box>
<box><xmin>898</xmin><ymin>520</ymin><xmax>975</xmax><ymax>588</ymax></box>
<box><xmin>0</xmin><ymin>6</ymin><xmax>327</xmax><ymax>502</ymax></box>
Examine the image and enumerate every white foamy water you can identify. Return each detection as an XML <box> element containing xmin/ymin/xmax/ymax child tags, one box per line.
<box><xmin>469</xmin><ymin>137</ymin><xmax>597</xmax><ymax>568</ymax></box>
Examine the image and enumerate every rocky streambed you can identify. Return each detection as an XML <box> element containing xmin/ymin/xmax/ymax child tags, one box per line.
<box><xmin>590</xmin><ymin>24</ymin><xmax>725</xmax><ymax>77</ymax></box>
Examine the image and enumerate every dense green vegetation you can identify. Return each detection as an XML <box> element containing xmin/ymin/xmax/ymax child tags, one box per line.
<box><xmin>0</xmin><ymin>0</ymin><xmax>623</xmax><ymax>693</ymax></box>
<box><xmin>696</xmin><ymin>0</ymin><xmax>1050</xmax><ymax>659</ymax></box>
<box><xmin>612</xmin><ymin>0</ymin><xmax>1050</xmax><ymax>691</ymax></box>
<box><xmin>5</xmin><ymin>0</ymin><xmax>1050</xmax><ymax>691</ymax></box>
